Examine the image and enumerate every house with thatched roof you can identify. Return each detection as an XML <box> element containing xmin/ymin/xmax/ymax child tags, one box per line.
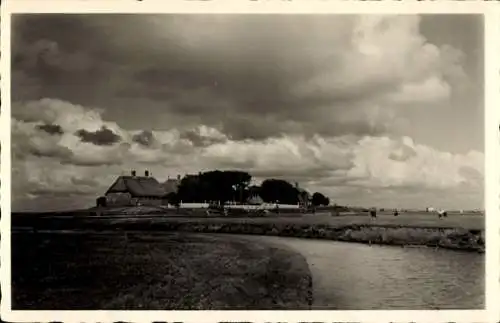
<box><xmin>104</xmin><ymin>170</ymin><xmax>168</xmax><ymax>206</ymax></box>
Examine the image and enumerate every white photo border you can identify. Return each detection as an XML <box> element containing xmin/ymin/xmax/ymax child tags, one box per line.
<box><xmin>1</xmin><ymin>1</ymin><xmax>498</xmax><ymax>322</ymax></box>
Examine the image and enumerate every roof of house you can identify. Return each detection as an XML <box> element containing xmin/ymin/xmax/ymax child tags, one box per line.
<box><xmin>162</xmin><ymin>178</ymin><xmax>181</xmax><ymax>195</ymax></box>
<box><xmin>105</xmin><ymin>176</ymin><xmax>167</xmax><ymax>198</ymax></box>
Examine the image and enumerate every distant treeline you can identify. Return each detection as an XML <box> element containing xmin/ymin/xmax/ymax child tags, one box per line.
<box><xmin>166</xmin><ymin>170</ymin><xmax>331</xmax><ymax>207</ymax></box>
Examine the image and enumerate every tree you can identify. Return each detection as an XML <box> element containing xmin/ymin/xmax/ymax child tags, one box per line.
<box><xmin>165</xmin><ymin>192</ymin><xmax>180</xmax><ymax>206</ymax></box>
<box><xmin>248</xmin><ymin>185</ymin><xmax>261</xmax><ymax>196</ymax></box>
<box><xmin>201</xmin><ymin>170</ymin><xmax>251</xmax><ymax>204</ymax></box>
<box><xmin>176</xmin><ymin>170</ymin><xmax>252</xmax><ymax>204</ymax></box>
<box><xmin>260</xmin><ymin>179</ymin><xmax>300</xmax><ymax>205</ymax></box>
<box><xmin>312</xmin><ymin>192</ymin><xmax>329</xmax><ymax>206</ymax></box>
<box><xmin>177</xmin><ymin>175</ymin><xmax>201</xmax><ymax>203</ymax></box>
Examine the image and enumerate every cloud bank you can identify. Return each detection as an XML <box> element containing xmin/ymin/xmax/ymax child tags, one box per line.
<box><xmin>10</xmin><ymin>14</ymin><xmax>484</xmax><ymax>211</ymax></box>
<box><xmin>11</xmin><ymin>98</ymin><xmax>483</xmax><ymax>211</ymax></box>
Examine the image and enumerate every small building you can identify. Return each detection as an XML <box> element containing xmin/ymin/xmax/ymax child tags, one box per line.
<box><xmin>162</xmin><ymin>174</ymin><xmax>181</xmax><ymax>195</ymax></box>
<box><xmin>295</xmin><ymin>182</ymin><xmax>311</xmax><ymax>208</ymax></box>
<box><xmin>247</xmin><ymin>194</ymin><xmax>264</xmax><ymax>205</ymax></box>
<box><xmin>104</xmin><ymin>170</ymin><xmax>167</xmax><ymax>207</ymax></box>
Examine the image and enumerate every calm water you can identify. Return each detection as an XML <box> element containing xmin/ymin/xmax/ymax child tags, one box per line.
<box><xmin>237</xmin><ymin>235</ymin><xmax>484</xmax><ymax>310</ymax></box>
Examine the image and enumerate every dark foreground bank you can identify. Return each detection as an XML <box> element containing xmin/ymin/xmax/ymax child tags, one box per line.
<box><xmin>12</xmin><ymin>231</ymin><xmax>312</xmax><ymax>310</ymax></box>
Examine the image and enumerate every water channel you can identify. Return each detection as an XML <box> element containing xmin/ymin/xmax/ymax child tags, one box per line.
<box><xmin>237</xmin><ymin>235</ymin><xmax>484</xmax><ymax>309</ymax></box>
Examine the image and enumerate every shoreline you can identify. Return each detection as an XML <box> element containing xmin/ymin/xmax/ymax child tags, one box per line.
<box><xmin>154</xmin><ymin>221</ymin><xmax>485</xmax><ymax>253</ymax></box>
<box><xmin>12</xmin><ymin>214</ymin><xmax>485</xmax><ymax>253</ymax></box>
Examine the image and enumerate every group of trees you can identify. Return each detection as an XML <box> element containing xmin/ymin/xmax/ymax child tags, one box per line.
<box><xmin>311</xmin><ymin>192</ymin><xmax>330</xmax><ymax>207</ymax></box>
<box><xmin>170</xmin><ymin>170</ymin><xmax>251</xmax><ymax>205</ymax></box>
<box><xmin>166</xmin><ymin>170</ymin><xmax>330</xmax><ymax>207</ymax></box>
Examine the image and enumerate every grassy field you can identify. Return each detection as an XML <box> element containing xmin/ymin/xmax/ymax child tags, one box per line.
<box><xmin>153</xmin><ymin>212</ymin><xmax>485</xmax><ymax>231</ymax></box>
<box><xmin>9</xmin><ymin>209</ymin><xmax>483</xmax><ymax>312</ymax></box>
<box><xmin>11</xmin><ymin>231</ymin><xmax>312</xmax><ymax>310</ymax></box>
<box><xmin>13</xmin><ymin>210</ymin><xmax>484</xmax><ymax>230</ymax></box>
<box><xmin>11</xmin><ymin>211</ymin><xmax>485</xmax><ymax>254</ymax></box>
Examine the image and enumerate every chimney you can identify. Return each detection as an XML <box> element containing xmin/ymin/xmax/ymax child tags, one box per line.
<box><xmin>295</xmin><ymin>182</ymin><xmax>299</xmax><ymax>189</ymax></box>
<box><xmin>177</xmin><ymin>174</ymin><xmax>181</xmax><ymax>180</ymax></box>
<box><xmin>131</xmin><ymin>170</ymin><xmax>136</xmax><ymax>177</ymax></box>
<box><xmin>145</xmin><ymin>170</ymin><xmax>149</xmax><ymax>177</ymax></box>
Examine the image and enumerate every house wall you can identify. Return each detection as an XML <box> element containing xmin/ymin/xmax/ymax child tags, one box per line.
<box><xmin>175</xmin><ymin>203</ymin><xmax>301</xmax><ymax>210</ymax></box>
<box><xmin>245</xmin><ymin>203</ymin><xmax>300</xmax><ymax>210</ymax></box>
<box><xmin>106</xmin><ymin>192</ymin><xmax>133</xmax><ymax>206</ymax></box>
<box><xmin>105</xmin><ymin>193</ymin><xmax>165</xmax><ymax>207</ymax></box>
<box><xmin>136</xmin><ymin>197</ymin><xmax>163</xmax><ymax>206</ymax></box>
<box><xmin>180</xmin><ymin>202</ymin><xmax>210</xmax><ymax>209</ymax></box>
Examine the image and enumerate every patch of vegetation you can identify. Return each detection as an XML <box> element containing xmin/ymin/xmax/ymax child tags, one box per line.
<box><xmin>11</xmin><ymin>231</ymin><xmax>312</xmax><ymax>310</ymax></box>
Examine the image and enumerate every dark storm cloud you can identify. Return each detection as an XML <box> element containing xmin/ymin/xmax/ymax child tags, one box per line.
<box><xmin>11</xmin><ymin>15</ymin><xmax>118</xmax><ymax>102</ymax></box>
<box><xmin>10</xmin><ymin>14</ymin><xmax>390</xmax><ymax>140</ymax></box>
<box><xmin>204</xmin><ymin>155</ymin><xmax>257</xmax><ymax>170</ymax></box>
<box><xmin>12</xmin><ymin>14</ymin><xmax>475</xmax><ymax>148</ymax></box>
<box><xmin>28</xmin><ymin>145</ymin><xmax>73</xmax><ymax>160</ymax></box>
<box><xmin>252</xmin><ymin>160</ymin><xmax>354</xmax><ymax>184</ymax></box>
<box><xmin>132</xmin><ymin>130</ymin><xmax>155</xmax><ymax>147</ymax></box>
<box><xmin>221</xmin><ymin>116</ymin><xmax>392</xmax><ymax>142</ymax></box>
<box><xmin>36</xmin><ymin>123</ymin><xmax>63</xmax><ymax>135</ymax></box>
<box><xmin>75</xmin><ymin>126</ymin><xmax>121</xmax><ymax>146</ymax></box>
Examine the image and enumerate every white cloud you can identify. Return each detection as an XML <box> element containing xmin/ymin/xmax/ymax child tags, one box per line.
<box><xmin>11</xmin><ymin>98</ymin><xmax>483</xmax><ymax>211</ymax></box>
<box><xmin>293</xmin><ymin>15</ymin><xmax>465</xmax><ymax>105</ymax></box>
<box><xmin>388</xmin><ymin>76</ymin><xmax>451</xmax><ymax>103</ymax></box>
<box><xmin>345</xmin><ymin>136</ymin><xmax>483</xmax><ymax>190</ymax></box>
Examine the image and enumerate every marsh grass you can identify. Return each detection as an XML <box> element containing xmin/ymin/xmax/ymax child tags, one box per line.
<box><xmin>12</xmin><ymin>211</ymin><xmax>485</xmax><ymax>260</ymax></box>
<box><xmin>11</xmin><ymin>231</ymin><xmax>312</xmax><ymax>310</ymax></box>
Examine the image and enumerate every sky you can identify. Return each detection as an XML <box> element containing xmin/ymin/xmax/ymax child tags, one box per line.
<box><xmin>10</xmin><ymin>14</ymin><xmax>484</xmax><ymax>211</ymax></box>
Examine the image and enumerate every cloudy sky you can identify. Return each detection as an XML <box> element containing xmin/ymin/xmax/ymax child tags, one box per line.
<box><xmin>11</xmin><ymin>14</ymin><xmax>484</xmax><ymax>211</ymax></box>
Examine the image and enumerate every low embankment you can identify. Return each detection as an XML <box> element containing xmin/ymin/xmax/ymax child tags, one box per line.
<box><xmin>13</xmin><ymin>213</ymin><xmax>485</xmax><ymax>253</ymax></box>
<box><xmin>11</xmin><ymin>230</ymin><xmax>312</xmax><ymax>310</ymax></box>
<box><xmin>126</xmin><ymin>219</ymin><xmax>484</xmax><ymax>253</ymax></box>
